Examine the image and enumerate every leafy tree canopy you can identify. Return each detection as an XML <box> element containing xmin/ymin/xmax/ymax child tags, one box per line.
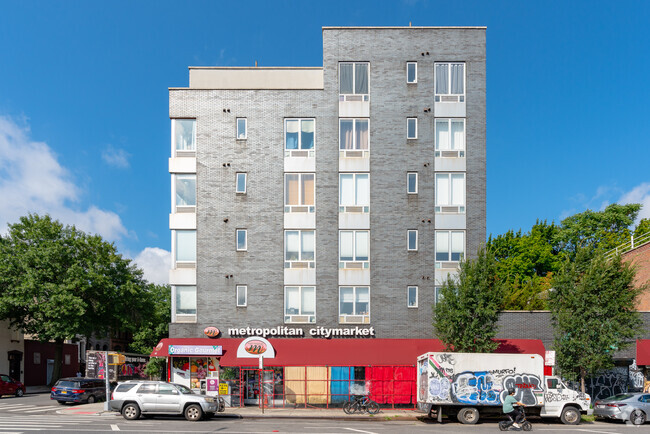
<box><xmin>434</xmin><ymin>247</ymin><xmax>505</xmax><ymax>352</ymax></box>
<box><xmin>129</xmin><ymin>283</ymin><xmax>171</xmax><ymax>355</ymax></box>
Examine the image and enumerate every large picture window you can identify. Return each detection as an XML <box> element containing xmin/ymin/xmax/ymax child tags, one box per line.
<box><xmin>284</xmin><ymin>286</ymin><xmax>316</xmax><ymax>323</ymax></box>
<box><xmin>339</xmin><ymin>173</ymin><xmax>369</xmax><ymax>212</ymax></box>
<box><xmin>339</xmin><ymin>230</ymin><xmax>369</xmax><ymax>268</ymax></box>
<box><xmin>435</xmin><ymin>119</ymin><xmax>465</xmax><ymax>157</ymax></box>
<box><xmin>285</xmin><ymin>230</ymin><xmax>315</xmax><ymax>268</ymax></box>
<box><xmin>339</xmin><ymin>119</ymin><xmax>369</xmax><ymax>150</ymax></box>
<box><xmin>173</xmin><ymin>119</ymin><xmax>196</xmax><ymax>152</ymax></box>
<box><xmin>285</xmin><ymin>173</ymin><xmax>315</xmax><ymax>212</ymax></box>
<box><xmin>436</xmin><ymin>231</ymin><xmax>465</xmax><ymax>263</ymax></box>
<box><xmin>285</xmin><ymin>119</ymin><xmax>315</xmax><ymax>150</ymax></box>
<box><xmin>175</xmin><ymin>230</ymin><xmax>196</xmax><ymax>263</ymax></box>
<box><xmin>435</xmin><ymin>173</ymin><xmax>465</xmax><ymax>213</ymax></box>
<box><xmin>339</xmin><ymin>286</ymin><xmax>370</xmax><ymax>323</ymax></box>
<box><xmin>175</xmin><ymin>286</ymin><xmax>197</xmax><ymax>316</ymax></box>
<box><xmin>175</xmin><ymin>174</ymin><xmax>196</xmax><ymax>208</ymax></box>
<box><xmin>339</xmin><ymin>62</ymin><xmax>369</xmax><ymax>96</ymax></box>
<box><xmin>435</xmin><ymin>62</ymin><xmax>465</xmax><ymax>101</ymax></box>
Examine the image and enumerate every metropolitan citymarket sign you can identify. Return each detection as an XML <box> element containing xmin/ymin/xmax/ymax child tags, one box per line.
<box><xmin>228</xmin><ymin>326</ymin><xmax>375</xmax><ymax>339</ymax></box>
<box><xmin>168</xmin><ymin>345</ymin><xmax>223</xmax><ymax>356</ymax></box>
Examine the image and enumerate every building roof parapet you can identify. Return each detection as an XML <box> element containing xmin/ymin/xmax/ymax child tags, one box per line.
<box><xmin>182</xmin><ymin>66</ymin><xmax>324</xmax><ymax>90</ymax></box>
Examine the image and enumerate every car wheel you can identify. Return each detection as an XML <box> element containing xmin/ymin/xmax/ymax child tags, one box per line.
<box><xmin>184</xmin><ymin>404</ymin><xmax>203</xmax><ymax>422</ymax></box>
<box><xmin>15</xmin><ymin>389</ymin><xmax>24</xmax><ymax>397</ymax></box>
<box><xmin>86</xmin><ymin>395</ymin><xmax>95</xmax><ymax>404</ymax></box>
<box><xmin>561</xmin><ymin>406</ymin><xmax>580</xmax><ymax>425</ymax></box>
<box><xmin>630</xmin><ymin>409</ymin><xmax>647</xmax><ymax>425</ymax></box>
<box><xmin>122</xmin><ymin>403</ymin><xmax>141</xmax><ymax>420</ymax></box>
<box><xmin>458</xmin><ymin>407</ymin><xmax>480</xmax><ymax>424</ymax></box>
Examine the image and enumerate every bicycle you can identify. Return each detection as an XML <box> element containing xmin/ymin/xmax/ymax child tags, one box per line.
<box><xmin>342</xmin><ymin>394</ymin><xmax>380</xmax><ymax>415</ymax></box>
<box><xmin>499</xmin><ymin>406</ymin><xmax>532</xmax><ymax>431</ymax></box>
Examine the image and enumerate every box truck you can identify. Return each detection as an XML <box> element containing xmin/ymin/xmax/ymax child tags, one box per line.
<box><xmin>417</xmin><ymin>352</ymin><xmax>592</xmax><ymax>425</ymax></box>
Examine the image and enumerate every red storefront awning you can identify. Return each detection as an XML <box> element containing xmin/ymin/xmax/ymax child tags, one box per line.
<box><xmin>637</xmin><ymin>339</ymin><xmax>650</xmax><ymax>366</ymax></box>
<box><xmin>151</xmin><ymin>338</ymin><xmax>545</xmax><ymax>366</ymax></box>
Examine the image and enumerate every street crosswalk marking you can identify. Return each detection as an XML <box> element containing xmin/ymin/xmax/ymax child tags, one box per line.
<box><xmin>0</xmin><ymin>403</ymin><xmax>59</xmax><ymax>414</ymax></box>
<box><xmin>0</xmin><ymin>414</ymin><xmax>101</xmax><ymax>432</ymax></box>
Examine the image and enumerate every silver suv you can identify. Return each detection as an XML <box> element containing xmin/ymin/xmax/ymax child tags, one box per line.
<box><xmin>110</xmin><ymin>381</ymin><xmax>218</xmax><ymax>421</ymax></box>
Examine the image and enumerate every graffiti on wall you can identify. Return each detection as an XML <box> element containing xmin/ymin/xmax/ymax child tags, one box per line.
<box><xmin>568</xmin><ymin>360</ymin><xmax>645</xmax><ymax>401</ymax></box>
<box><xmin>425</xmin><ymin>354</ymin><xmax>543</xmax><ymax>406</ymax></box>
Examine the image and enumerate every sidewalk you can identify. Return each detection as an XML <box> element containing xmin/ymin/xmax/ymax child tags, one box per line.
<box><xmin>57</xmin><ymin>403</ymin><xmax>421</xmax><ymax>421</ymax></box>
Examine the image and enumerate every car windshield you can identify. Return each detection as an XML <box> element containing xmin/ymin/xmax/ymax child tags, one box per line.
<box><xmin>56</xmin><ymin>381</ymin><xmax>80</xmax><ymax>388</ymax></box>
<box><xmin>606</xmin><ymin>394</ymin><xmax>634</xmax><ymax>401</ymax></box>
<box><xmin>174</xmin><ymin>384</ymin><xmax>193</xmax><ymax>394</ymax></box>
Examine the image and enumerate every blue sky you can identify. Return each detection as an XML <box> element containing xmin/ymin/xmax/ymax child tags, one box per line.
<box><xmin>1</xmin><ymin>0</ymin><xmax>649</xmax><ymax>284</ymax></box>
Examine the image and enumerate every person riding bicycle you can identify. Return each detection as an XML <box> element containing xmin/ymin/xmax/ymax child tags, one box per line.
<box><xmin>503</xmin><ymin>387</ymin><xmax>525</xmax><ymax>430</ymax></box>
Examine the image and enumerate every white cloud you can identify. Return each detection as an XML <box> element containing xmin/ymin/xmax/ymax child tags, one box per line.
<box><xmin>619</xmin><ymin>182</ymin><xmax>650</xmax><ymax>222</ymax></box>
<box><xmin>133</xmin><ymin>247</ymin><xmax>170</xmax><ymax>285</ymax></box>
<box><xmin>101</xmin><ymin>145</ymin><xmax>130</xmax><ymax>169</ymax></box>
<box><xmin>0</xmin><ymin>116</ymin><xmax>128</xmax><ymax>240</ymax></box>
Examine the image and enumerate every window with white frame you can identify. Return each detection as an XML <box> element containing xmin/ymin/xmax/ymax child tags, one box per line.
<box><xmin>436</xmin><ymin>231</ymin><xmax>465</xmax><ymax>264</ymax></box>
<box><xmin>173</xmin><ymin>119</ymin><xmax>196</xmax><ymax>153</ymax></box>
<box><xmin>236</xmin><ymin>229</ymin><xmax>247</xmax><ymax>251</ymax></box>
<box><xmin>236</xmin><ymin>118</ymin><xmax>247</xmax><ymax>139</ymax></box>
<box><xmin>175</xmin><ymin>174</ymin><xmax>196</xmax><ymax>208</ymax></box>
<box><xmin>339</xmin><ymin>118</ymin><xmax>369</xmax><ymax>152</ymax></box>
<box><xmin>236</xmin><ymin>285</ymin><xmax>247</xmax><ymax>307</ymax></box>
<box><xmin>339</xmin><ymin>230</ymin><xmax>369</xmax><ymax>268</ymax></box>
<box><xmin>435</xmin><ymin>62</ymin><xmax>465</xmax><ymax>102</ymax></box>
<box><xmin>407</xmin><ymin>62</ymin><xmax>417</xmax><ymax>84</ymax></box>
<box><xmin>284</xmin><ymin>286</ymin><xmax>316</xmax><ymax>323</ymax></box>
<box><xmin>284</xmin><ymin>173</ymin><xmax>314</xmax><ymax>213</ymax></box>
<box><xmin>285</xmin><ymin>230</ymin><xmax>315</xmax><ymax>268</ymax></box>
<box><xmin>407</xmin><ymin>172</ymin><xmax>418</xmax><ymax>194</ymax></box>
<box><xmin>175</xmin><ymin>230</ymin><xmax>196</xmax><ymax>264</ymax></box>
<box><xmin>285</xmin><ymin>119</ymin><xmax>315</xmax><ymax>156</ymax></box>
<box><xmin>339</xmin><ymin>62</ymin><xmax>369</xmax><ymax>98</ymax></box>
<box><xmin>339</xmin><ymin>173</ymin><xmax>369</xmax><ymax>213</ymax></box>
<box><xmin>435</xmin><ymin>119</ymin><xmax>465</xmax><ymax>157</ymax></box>
<box><xmin>408</xmin><ymin>286</ymin><xmax>418</xmax><ymax>308</ymax></box>
<box><xmin>435</xmin><ymin>286</ymin><xmax>443</xmax><ymax>305</ymax></box>
<box><xmin>236</xmin><ymin>173</ymin><xmax>247</xmax><ymax>194</ymax></box>
<box><xmin>435</xmin><ymin>173</ymin><xmax>465</xmax><ymax>213</ymax></box>
<box><xmin>175</xmin><ymin>286</ymin><xmax>197</xmax><ymax>317</ymax></box>
<box><xmin>407</xmin><ymin>117</ymin><xmax>417</xmax><ymax>139</ymax></box>
<box><xmin>407</xmin><ymin>230</ymin><xmax>418</xmax><ymax>251</ymax></box>
<box><xmin>339</xmin><ymin>286</ymin><xmax>370</xmax><ymax>323</ymax></box>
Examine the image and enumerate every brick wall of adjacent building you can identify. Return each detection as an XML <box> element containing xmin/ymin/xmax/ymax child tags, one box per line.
<box><xmin>623</xmin><ymin>241</ymin><xmax>650</xmax><ymax>311</ymax></box>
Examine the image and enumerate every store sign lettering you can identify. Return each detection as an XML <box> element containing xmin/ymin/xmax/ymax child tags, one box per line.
<box><xmin>228</xmin><ymin>326</ymin><xmax>376</xmax><ymax>339</ymax></box>
<box><xmin>168</xmin><ymin>345</ymin><xmax>223</xmax><ymax>356</ymax></box>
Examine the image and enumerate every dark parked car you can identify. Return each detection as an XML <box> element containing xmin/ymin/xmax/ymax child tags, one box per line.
<box><xmin>50</xmin><ymin>378</ymin><xmax>107</xmax><ymax>404</ymax></box>
<box><xmin>0</xmin><ymin>374</ymin><xmax>25</xmax><ymax>398</ymax></box>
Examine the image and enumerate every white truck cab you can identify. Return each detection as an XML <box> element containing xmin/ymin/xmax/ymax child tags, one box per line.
<box><xmin>540</xmin><ymin>376</ymin><xmax>593</xmax><ymax>424</ymax></box>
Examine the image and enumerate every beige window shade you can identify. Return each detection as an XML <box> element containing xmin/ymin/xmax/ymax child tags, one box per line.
<box><xmin>302</xmin><ymin>174</ymin><xmax>314</xmax><ymax>205</ymax></box>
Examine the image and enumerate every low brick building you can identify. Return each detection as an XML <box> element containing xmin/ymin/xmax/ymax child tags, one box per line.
<box><xmin>622</xmin><ymin>239</ymin><xmax>650</xmax><ymax>311</ymax></box>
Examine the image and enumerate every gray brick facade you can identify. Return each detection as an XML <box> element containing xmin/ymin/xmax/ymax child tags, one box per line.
<box><xmin>169</xmin><ymin>27</ymin><xmax>486</xmax><ymax>340</ymax></box>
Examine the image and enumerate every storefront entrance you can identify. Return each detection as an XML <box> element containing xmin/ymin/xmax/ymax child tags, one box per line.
<box><xmin>239</xmin><ymin>368</ymin><xmax>284</xmax><ymax>407</ymax></box>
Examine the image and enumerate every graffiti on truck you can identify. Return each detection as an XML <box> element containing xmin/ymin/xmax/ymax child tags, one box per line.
<box><xmin>453</xmin><ymin>371</ymin><xmax>500</xmax><ymax>404</ymax></box>
<box><xmin>501</xmin><ymin>374</ymin><xmax>543</xmax><ymax>406</ymax></box>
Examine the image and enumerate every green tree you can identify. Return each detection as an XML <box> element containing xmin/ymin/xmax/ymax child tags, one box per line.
<box><xmin>634</xmin><ymin>218</ymin><xmax>650</xmax><ymax>239</ymax></box>
<box><xmin>434</xmin><ymin>247</ymin><xmax>505</xmax><ymax>352</ymax></box>
<box><xmin>128</xmin><ymin>283</ymin><xmax>171</xmax><ymax>355</ymax></box>
<box><xmin>548</xmin><ymin>247</ymin><xmax>644</xmax><ymax>392</ymax></box>
<box><xmin>558</xmin><ymin>203</ymin><xmax>641</xmax><ymax>255</ymax></box>
<box><xmin>0</xmin><ymin>214</ymin><xmax>149</xmax><ymax>386</ymax></box>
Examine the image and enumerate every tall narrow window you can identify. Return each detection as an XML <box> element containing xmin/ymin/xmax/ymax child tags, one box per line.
<box><xmin>339</xmin><ymin>230</ymin><xmax>370</xmax><ymax>267</ymax></box>
<box><xmin>407</xmin><ymin>62</ymin><xmax>417</xmax><ymax>84</ymax></box>
<box><xmin>435</xmin><ymin>63</ymin><xmax>465</xmax><ymax>101</ymax></box>
<box><xmin>339</xmin><ymin>286</ymin><xmax>370</xmax><ymax>323</ymax></box>
<box><xmin>236</xmin><ymin>173</ymin><xmax>247</xmax><ymax>194</ymax></box>
<box><xmin>175</xmin><ymin>174</ymin><xmax>196</xmax><ymax>207</ymax></box>
<box><xmin>236</xmin><ymin>285</ymin><xmax>247</xmax><ymax>307</ymax></box>
<box><xmin>284</xmin><ymin>173</ymin><xmax>315</xmax><ymax>212</ymax></box>
<box><xmin>173</xmin><ymin>119</ymin><xmax>196</xmax><ymax>152</ymax></box>
<box><xmin>236</xmin><ymin>118</ymin><xmax>247</xmax><ymax>139</ymax></box>
<box><xmin>407</xmin><ymin>172</ymin><xmax>418</xmax><ymax>194</ymax></box>
<box><xmin>175</xmin><ymin>230</ymin><xmax>196</xmax><ymax>263</ymax></box>
<box><xmin>236</xmin><ymin>229</ymin><xmax>247</xmax><ymax>251</ymax></box>
<box><xmin>407</xmin><ymin>230</ymin><xmax>418</xmax><ymax>251</ymax></box>
<box><xmin>284</xmin><ymin>230</ymin><xmax>315</xmax><ymax>268</ymax></box>
<box><xmin>175</xmin><ymin>286</ymin><xmax>197</xmax><ymax>316</ymax></box>
<box><xmin>435</xmin><ymin>173</ymin><xmax>465</xmax><ymax>212</ymax></box>
<box><xmin>435</xmin><ymin>119</ymin><xmax>465</xmax><ymax>157</ymax></box>
<box><xmin>408</xmin><ymin>286</ymin><xmax>418</xmax><ymax>308</ymax></box>
<box><xmin>339</xmin><ymin>62</ymin><xmax>369</xmax><ymax>95</ymax></box>
<box><xmin>339</xmin><ymin>119</ymin><xmax>369</xmax><ymax>150</ymax></box>
<box><xmin>339</xmin><ymin>173</ymin><xmax>369</xmax><ymax>212</ymax></box>
<box><xmin>284</xmin><ymin>286</ymin><xmax>316</xmax><ymax>323</ymax></box>
<box><xmin>407</xmin><ymin>118</ymin><xmax>417</xmax><ymax>139</ymax></box>
<box><xmin>285</xmin><ymin>119</ymin><xmax>315</xmax><ymax>150</ymax></box>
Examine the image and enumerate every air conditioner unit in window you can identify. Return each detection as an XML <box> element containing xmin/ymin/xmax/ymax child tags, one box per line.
<box><xmin>435</xmin><ymin>150</ymin><xmax>465</xmax><ymax>158</ymax></box>
<box><xmin>339</xmin><ymin>150</ymin><xmax>368</xmax><ymax>159</ymax></box>
<box><xmin>436</xmin><ymin>261</ymin><xmax>459</xmax><ymax>270</ymax></box>
<box><xmin>341</xmin><ymin>315</ymin><xmax>363</xmax><ymax>323</ymax></box>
